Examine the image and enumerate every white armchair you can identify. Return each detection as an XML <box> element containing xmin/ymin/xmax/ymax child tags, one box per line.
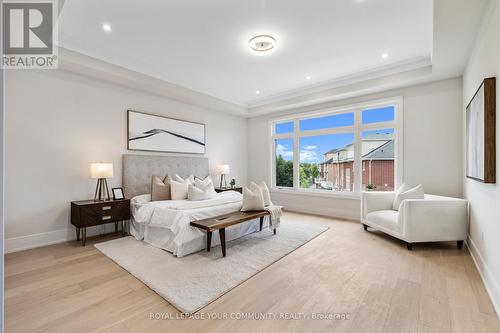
<box><xmin>361</xmin><ymin>191</ymin><xmax>468</xmax><ymax>250</ymax></box>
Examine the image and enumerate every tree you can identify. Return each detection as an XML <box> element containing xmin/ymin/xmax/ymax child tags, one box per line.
<box><xmin>299</xmin><ymin>163</ymin><xmax>320</xmax><ymax>188</ymax></box>
<box><xmin>276</xmin><ymin>157</ymin><xmax>320</xmax><ymax>189</ymax></box>
<box><xmin>276</xmin><ymin>155</ymin><xmax>293</xmax><ymax>187</ymax></box>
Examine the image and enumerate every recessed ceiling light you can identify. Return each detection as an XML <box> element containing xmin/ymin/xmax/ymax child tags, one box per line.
<box><xmin>248</xmin><ymin>35</ymin><xmax>277</xmax><ymax>56</ymax></box>
<box><xmin>382</xmin><ymin>53</ymin><xmax>389</xmax><ymax>59</ymax></box>
<box><xmin>306</xmin><ymin>75</ymin><xmax>311</xmax><ymax>80</ymax></box>
<box><xmin>102</xmin><ymin>23</ymin><xmax>112</xmax><ymax>32</ymax></box>
<box><xmin>255</xmin><ymin>90</ymin><xmax>260</xmax><ymax>95</ymax></box>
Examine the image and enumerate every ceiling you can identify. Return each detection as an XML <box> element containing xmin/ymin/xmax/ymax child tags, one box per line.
<box><xmin>57</xmin><ymin>0</ymin><xmax>434</xmax><ymax>107</ymax></box>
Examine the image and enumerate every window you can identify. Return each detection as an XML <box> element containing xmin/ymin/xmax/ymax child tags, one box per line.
<box><xmin>362</xmin><ymin>128</ymin><xmax>395</xmax><ymax>191</ymax></box>
<box><xmin>300</xmin><ymin>133</ymin><xmax>354</xmax><ymax>191</ymax></box>
<box><xmin>275</xmin><ymin>138</ymin><xmax>294</xmax><ymax>187</ymax></box>
<box><xmin>271</xmin><ymin>101</ymin><xmax>402</xmax><ymax>195</ymax></box>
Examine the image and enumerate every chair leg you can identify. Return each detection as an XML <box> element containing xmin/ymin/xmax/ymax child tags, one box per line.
<box><xmin>407</xmin><ymin>242</ymin><xmax>414</xmax><ymax>251</ymax></box>
<box><xmin>457</xmin><ymin>240</ymin><xmax>464</xmax><ymax>250</ymax></box>
<box><xmin>363</xmin><ymin>224</ymin><xmax>368</xmax><ymax>231</ymax></box>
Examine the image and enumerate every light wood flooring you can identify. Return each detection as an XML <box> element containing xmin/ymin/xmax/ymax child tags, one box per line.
<box><xmin>5</xmin><ymin>212</ymin><xmax>500</xmax><ymax>332</ymax></box>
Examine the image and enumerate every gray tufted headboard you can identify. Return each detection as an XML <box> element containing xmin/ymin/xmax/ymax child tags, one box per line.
<box><xmin>122</xmin><ymin>154</ymin><xmax>209</xmax><ymax>198</ymax></box>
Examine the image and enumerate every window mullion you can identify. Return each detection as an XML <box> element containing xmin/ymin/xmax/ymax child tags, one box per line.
<box><xmin>353</xmin><ymin>110</ymin><xmax>362</xmax><ymax>193</ymax></box>
<box><xmin>293</xmin><ymin>119</ymin><xmax>300</xmax><ymax>189</ymax></box>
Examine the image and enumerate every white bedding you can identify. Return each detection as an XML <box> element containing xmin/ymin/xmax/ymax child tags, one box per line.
<box><xmin>130</xmin><ymin>191</ymin><xmax>268</xmax><ymax>257</ymax></box>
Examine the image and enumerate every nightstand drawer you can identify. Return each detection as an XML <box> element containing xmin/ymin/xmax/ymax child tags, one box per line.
<box><xmin>71</xmin><ymin>198</ymin><xmax>131</xmax><ymax>246</ymax></box>
<box><xmin>72</xmin><ymin>200</ymin><xmax>131</xmax><ymax>228</ymax></box>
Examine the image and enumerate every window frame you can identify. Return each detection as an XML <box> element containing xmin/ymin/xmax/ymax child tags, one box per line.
<box><xmin>269</xmin><ymin>97</ymin><xmax>404</xmax><ymax>199</ymax></box>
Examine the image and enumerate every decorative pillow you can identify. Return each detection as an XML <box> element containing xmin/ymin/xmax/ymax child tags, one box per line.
<box><xmin>175</xmin><ymin>174</ymin><xmax>195</xmax><ymax>185</ymax></box>
<box><xmin>131</xmin><ymin>194</ymin><xmax>151</xmax><ymax>205</ymax></box>
<box><xmin>194</xmin><ymin>176</ymin><xmax>216</xmax><ymax>197</ymax></box>
<box><xmin>151</xmin><ymin>176</ymin><xmax>171</xmax><ymax>201</ymax></box>
<box><xmin>170</xmin><ymin>179</ymin><xmax>190</xmax><ymax>200</ymax></box>
<box><xmin>393</xmin><ymin>184</ymin><xmax>424</xmax><ymax>211</ymax></box>
<box><xmin>392</xmin><ymin>183</ymin><xmax>408</xmax><ymax>210</ymax></box>
<box><xmin>250</xmin><ymin>181</ymin><xmax>273</xmax><ymax>207</ymax></box>
<box><xmin>188</xmin><ymin>184</ymin><xmax>207</xmax><ymax>201</ymax></box>
<box><xmin>241</xmin><ymin>187</ymin><xmax>265</xmax><ymax>211</ymax></box>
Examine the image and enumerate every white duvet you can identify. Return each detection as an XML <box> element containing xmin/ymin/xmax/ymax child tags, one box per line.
<box><xmin>130</xmin><ymin>191</ymin><xmax>262</xmax><ymax>257</ymax></box>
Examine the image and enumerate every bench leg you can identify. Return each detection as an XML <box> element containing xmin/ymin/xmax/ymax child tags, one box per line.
<box><xmin>273</xmin><ymin>229</ymin><xmax>276</xmax><ymax>235</ymax></box>
<box><xmin>219</xmin><ymin>228</ymin><xmax>226</xmax><ymax>257</ymax></box>
<box><xmin>259</xmin><ymin>216</ymin><xmax>264</xmax><ymax>231</ymax></box>
<box><xmin>207</xmin><ymin>231</ymin><xmax>212</xmax><ymax>252</ymax></box>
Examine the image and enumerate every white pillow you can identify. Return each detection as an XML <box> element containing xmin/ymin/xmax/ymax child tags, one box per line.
<box><xmin>241</xmin><ymin>187</ymin><xmax>265</xmax><ymax>211</ymax></box>
<box><xmin>392</xmin><ymin>183</ymin><xmax>408</xmax><ymax>210</ymax></box>
<box><xmin>131</xmin><ymin>194</ymin><xmax>151</xmax><ymax>205</ymax></box>
<box><xmin>393</xmin><ymin>184</ymin><xmax>424</xmax><ymax>211</ymax></box>
<box><xmin>170</xmin><ymin>179</ymin><xmax>190</xmax><ymax>200</ymax></box>
<box><xmin>195</xmin><ymin>176</ymin><xmax>217</xmax><ymax>197</ymax></box>
<box><xmin>250</xmin><ymin>181</ymin><xmax>273</xmax><ymax>206</ymax></box>
<box><xmin>188</xmin><ymin>184</ymin><xmax>207</xmax><ymax>201</ymax></box>
<box><xmin>175</xmin><ymin>174</ymin><xmax>195</xmax><ymax>185</ymax></box>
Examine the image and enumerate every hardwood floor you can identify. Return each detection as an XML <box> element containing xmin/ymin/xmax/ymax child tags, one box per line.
<box><xmin>5</xmin><ymin>212</ymin><xmax>499</xmax><ymax>332</ymax></box>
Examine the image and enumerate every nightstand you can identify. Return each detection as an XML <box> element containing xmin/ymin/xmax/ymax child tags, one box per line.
<box><xmin>71</xmin><ymin>199</ymin><xmax>131</xmax><ymax>246</ymax></box>
<box><xmin>215</xmin><ymin>187</ymin><xmax>243</xmax><ymax>194</ymax></box>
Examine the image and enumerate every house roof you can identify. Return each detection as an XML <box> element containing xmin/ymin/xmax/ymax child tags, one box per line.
<box><xmin>362</xmin><ymin>140</ymin><xmax>394</xmax><ymax>160</ymax></box>
<box><xmin>324</xmin><ymin>133</ymin><xmax>393</xmax><ymax>155</ymax></box>
<box><xmin>319</xmin><ymin>158</ymin><xmax>334</xmax><ymax>165</ymax></box>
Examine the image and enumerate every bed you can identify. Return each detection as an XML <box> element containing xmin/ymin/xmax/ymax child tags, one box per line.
<box><xmin>122</xmin><ymin>154</ymin><xmax>268</xmax><ymax>257</ymax></box>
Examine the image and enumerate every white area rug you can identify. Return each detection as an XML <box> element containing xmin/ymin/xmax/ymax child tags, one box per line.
<box><xmin>95</xmin><ymin>220</ymin><xmax>328</xmax><ymax>314</ymax></box>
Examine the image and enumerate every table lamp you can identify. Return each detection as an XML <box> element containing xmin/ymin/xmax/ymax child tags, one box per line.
<box><xmin>90</xmin><ymin>163</ymin><xmax>114</xmax><ymax>201</ymax></box>
<box><xmin>216</xmin><ymin>164</ymin><xmax>230</xmax><ymax>188</ymax></box>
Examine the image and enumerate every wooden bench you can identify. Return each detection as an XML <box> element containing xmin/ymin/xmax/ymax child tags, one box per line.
<box><xmin>190</xmin><ymin>210</ymin><xmax>274</xmax><ymax>257</ymax></box>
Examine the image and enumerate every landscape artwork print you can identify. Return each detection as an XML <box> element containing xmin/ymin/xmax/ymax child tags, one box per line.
<box><xmin>128</xmin><ymin>110</ymin><xmax>205</xmax><ymax>154</ymax></box>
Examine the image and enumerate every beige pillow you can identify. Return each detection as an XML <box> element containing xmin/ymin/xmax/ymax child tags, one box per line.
<box><xmin>170</xmin><ymin>178</ymin><xmax>190</xmax><ymax>200</ymax></box>
<box><xmin>393</xmin><ymin>184</ymin><xmax>424</xmax><ymax>211</ymax></box>
<box><xmin>250</xmin><ymin>181</ymin><xmax>273</xmax><ymax>207</ymax></box>
<box><xmin>151</xmin><ymin>176</ymin><xmax>171</xmax><ymax>201</ymax></box>
<box><xmin>241</xmin><ymin>187</ymin><xmax>265</xmax><ymax>211</ymax></box>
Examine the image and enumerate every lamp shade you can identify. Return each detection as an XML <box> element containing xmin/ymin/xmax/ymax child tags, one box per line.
<box><xmin>216</xmin><ymin>164</ymin><xmax>230</xmax><ymax>175</ymax></box>
<box><xmin>90</xmin><ymin>163</ymin><xmax>114</xmax><ymax>179</ymax></box>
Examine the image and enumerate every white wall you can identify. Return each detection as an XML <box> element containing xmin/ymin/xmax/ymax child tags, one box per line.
<box><xmin>248</xmin><ymin>78</ymin><xmax>463</xmax><ymax>220</ymax></box>
<box><xmin>5</xmin><ymin>69</ymin><xmax>247</xmax><ymax>251</ymax></box>
<box><xmin>462</xmin><ymin>0</ymin><xmax>500</xmax><ymax>316</ymax></box>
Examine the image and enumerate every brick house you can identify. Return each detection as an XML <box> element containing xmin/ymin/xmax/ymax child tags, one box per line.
<box><xmin>318</xmin><ymin>134</ymin><xmax>394</xmax><ymax>191</ymax></box>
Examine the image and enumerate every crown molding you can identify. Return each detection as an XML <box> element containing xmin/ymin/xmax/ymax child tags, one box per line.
<box><xmin>247</xmin><ymin>62</ymin><xmax>435</xmax><ymax>116</ymax></box>
<box><xmin>57</xmin><ymin>49</ymin><xmax>436</xmax><ymax>119</ymax></box>
<box><xmin>247</xmin><ymin>56</ymin><xmax>431</xmax><ymax>108</ymax></box>
<box><xmin>57</xmin><ymin>48</ymin><xmax>249</xmax><ymax>117</ymax></box>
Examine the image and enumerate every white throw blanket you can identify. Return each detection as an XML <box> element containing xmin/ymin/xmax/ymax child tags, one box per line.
<box><xmin>265</xmin><ymin>205</ymin><xmax>283</xmax><ymax>230</ymax></box>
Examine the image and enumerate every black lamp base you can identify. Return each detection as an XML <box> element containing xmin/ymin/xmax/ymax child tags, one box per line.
<box><xmin>94</xmin><ymin>178</ymin><xmax>110</xmax><ymax>201</ymax></box>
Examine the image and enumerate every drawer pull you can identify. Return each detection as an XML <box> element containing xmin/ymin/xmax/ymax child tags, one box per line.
<box><xmin>102</xmin><ymin>215</ymin><xmax>111</xmax><ymax>221</ymax></box>
<box><xmin>102</xmin><ymin>206</ymin><xmax>111</xmax><ymax>211</ymax></box>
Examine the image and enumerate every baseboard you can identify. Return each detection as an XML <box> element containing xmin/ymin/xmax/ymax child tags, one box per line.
<box><xmin>280</xmin><ymin>203</ymin><xmax>359</xmax><ymax>221</ymax></box>
<box><xmin>5</xmin><ymin>224</ymin><xmax>118</xmax><ymax>253</ymax></box>
<box><xmin>466</xmin><ymin>237</ymin><xmax>500</xmax><ymax>318</ymax></box>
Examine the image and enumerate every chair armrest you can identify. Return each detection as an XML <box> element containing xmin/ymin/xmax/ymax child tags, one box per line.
<box><xmin>400</xmin><ymin>198</ymin><xmax>468</xmax><ymax>242</ymax></box>
<box><xmin>361</xmin><ymin>191</ymin><xmax>396</xmax><ymax>219</ymax></box>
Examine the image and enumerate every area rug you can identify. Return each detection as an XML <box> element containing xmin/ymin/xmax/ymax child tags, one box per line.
<box><xmin>95</xmin><ymin>219</ymin><xmax>328</xmax><ymax>314</ymax></box>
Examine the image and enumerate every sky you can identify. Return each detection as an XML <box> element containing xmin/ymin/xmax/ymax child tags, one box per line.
<box><xmin>275</xmin><ymin>106</ymin><xmax>394</xmax><ymax>163</ymax></box>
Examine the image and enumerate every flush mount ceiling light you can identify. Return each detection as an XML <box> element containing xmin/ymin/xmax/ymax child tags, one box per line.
<box><xmin>248</xmin><ymin>35</ymin><xmax>277</xmax><ymax>56</ymax></box>
<box><xmin>102</xmin><ymin>23</ymin><xmax>112</xmax><ymax>32</ymax></box>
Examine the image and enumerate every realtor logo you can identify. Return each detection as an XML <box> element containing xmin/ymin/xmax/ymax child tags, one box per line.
<box><xmin>2</xmin><ymin>1</ymin><xmax>58</xmax><ymax>69</ymax></box>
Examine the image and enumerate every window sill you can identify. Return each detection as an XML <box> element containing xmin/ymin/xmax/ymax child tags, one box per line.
<box><xmin>270</xmin><ymin>188</ymin><xmax>361</xmax><ymax>200</ymax></box>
